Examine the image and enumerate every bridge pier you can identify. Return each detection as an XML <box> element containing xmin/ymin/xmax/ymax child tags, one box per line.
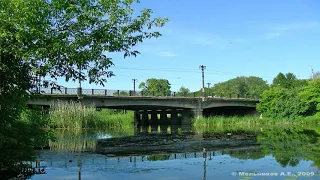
<box><xmin>160</xmin><ymin>110</ymin><xmax>168</xmax><ymax>124</ymax></box>
<box><xmin>150</xmin><ymin>110</ymin><xmax>158</xmax><ymax>125</ymax></box>
<box><xmin>134</xmin><ymin>111</ymin><xmax>141</xmax><ymax>126</ymax></box>
<box><xmin>181</xmin><ymin>110</ymin><xmax>192</xmax><ymax>125</ymax></box>
<box><xmin>141</xmin><ymin>110</ymin><xmax>149</xmax><ymax>126</ymax></box>
<box><xmin>192</xmin><ymin>109</ymin><xmax>203</xmax><ymax>119</ymax></box>
<box><xmin>170</xmin><ymin>109</ymin><xmax>180</xmax><ymax>125</ymax></box>
<box><xmin>160</xmin><ymin>125</ymin><xmax>168</xmax><ymax>133</ymax></box>
<box><xmin>151</xmin><ymin>125</ymin><xmax>158</xmax><ymax>133</ymax></box>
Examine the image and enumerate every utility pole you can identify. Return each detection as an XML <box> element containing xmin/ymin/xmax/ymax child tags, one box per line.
<box><xmin>132</xmin><ymin>79</ymin><xmax>137</xmax><ymax>96</ymax></box>
<box><xmin>77</xmin><ymin>64</ymin><xmax>82</xmax><ymax>97</ymax></box>
<box><xmin>207</xmin><ymin>83</ymin><xmax>211</xmax><ymax>97</ymax></box>
<box><xmin>199</xmin><ymin>65</ymin><xmax>206</xmax><ymax>98</ymax></box>
<box><xmin>309</xmin><ymin>65</ymin><xmax>314</xmax><ymax>79</ymax></box>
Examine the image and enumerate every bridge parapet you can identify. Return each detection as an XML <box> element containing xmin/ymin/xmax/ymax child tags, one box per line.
<box><xmin>33</xmin><ymin>87</ymin><xmax>261</xmax><ymax>100</ymax></box>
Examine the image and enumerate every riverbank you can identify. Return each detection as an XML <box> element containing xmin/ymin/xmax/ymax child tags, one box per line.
<box><xmin>192</xmin><ymin>115</ymin><xmax>320</xmax><ymax>127</ymax></box>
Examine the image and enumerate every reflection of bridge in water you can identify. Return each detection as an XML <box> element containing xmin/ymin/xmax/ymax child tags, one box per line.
<box><xmin>35</xmin><ymin>145</ymin><xmax>262</xmax><ymax>167</ymax></box>
<box><xmin>31</xmin><ymin>145</ymin><xmax>263</xmax><ymax>179</ymax></box>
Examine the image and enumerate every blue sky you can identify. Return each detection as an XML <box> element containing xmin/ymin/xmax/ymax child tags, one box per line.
<box><xmin>57</xmin><ymin>0</ymin><xmax>320</xmax><ymax>92</ymax></box>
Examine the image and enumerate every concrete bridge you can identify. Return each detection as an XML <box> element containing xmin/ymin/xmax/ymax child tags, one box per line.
<box><xmin>27</xmin><ymin>93</ymin><xmax>259</xmax><ymax>125</ymax></box>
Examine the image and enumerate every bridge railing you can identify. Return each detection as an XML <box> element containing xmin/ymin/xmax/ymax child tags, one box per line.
<box><xmin>35</xmin><ymin>87</ymin><xmax>261</xmax><ymax>100</ymax></box>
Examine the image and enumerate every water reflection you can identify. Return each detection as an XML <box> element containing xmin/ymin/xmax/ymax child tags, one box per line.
<box><xmin>29</xmin><ymin>125</ymin><xmax>320</xmax><ymax>179</ymax></box>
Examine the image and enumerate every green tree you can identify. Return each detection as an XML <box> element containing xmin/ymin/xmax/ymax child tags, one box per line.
<box><xmin>245</xmin><ymin>76</ymin><xmax>269</xmax><ymax>97</ymax></box>
<box><xmin>113</xmin><ymin>91</ymin><xmax>129</xmax><ymax>96</ymax></box>
<box><xmin>257</xmin><ymin>86</ymin><xmax>310</xmax><ymax>119</ymax></box>
<box><xmin>300</xmin><ymin>78</ymin><xmax>320</xmax><ymax>117</ymax></box>
<box><xmin>176</xmin><ymin>86</ymin><xmax>190</xmax><ymax>96</ymax></box>
<box><xmin>1</xmin><ymin>0</ymin><xmax>168</xmax><ymax>86</ymax></box>
<box><xmin>212</xmin><ymin>76</ymin><xmax>268</xmax><ymax>98</ymax></box>
<box><xmin>139</xmin><ymin>78</ymin><xmax>171</xmax><ymax>96</ymax></box>
<box><xmin>0</xmin><ymin>0</ymin><xmax>167</xmax><ymax>177</ymax></box>
<box><xmin>272</xmin><ymin>72</ymin><xmax>298</xmax><ymax>89</ymax></box>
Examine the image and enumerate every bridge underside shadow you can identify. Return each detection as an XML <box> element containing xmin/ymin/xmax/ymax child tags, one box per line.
<box><xmin>203</xmin><ymin>106</ymin><xmax>258</xmax><ymax>117</ymax></box>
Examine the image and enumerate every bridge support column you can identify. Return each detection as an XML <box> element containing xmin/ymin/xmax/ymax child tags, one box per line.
<box><xmin>160</xmin><ymin>110</ymin><xmax>168</xmax><ymax>124</ymax></box>
<box><xmin>181</xmin><ymin>109</ymin><xmax>192</xmax><ymax>125</ymax></box>
<box><xmin>151</xmin><ymin>125</ymin><xmax>158</xmax><ymax>133</ymax></box>
<box><xmin>141</xmin><ymin>110</ymin><xmax>149</xmax><ymax>126</ymax></box>
<box><xmin>150</xmin><ymin>110</ymin><xmax>158</xmax><ymax>124</ymax></box>
<box><xmin>170</xmin><ymin>109</ymin><xmax>180</xmax><ymax>125</ymax></box>
<box><xmin>160</xmin><ymin>125</ymin><xmax>168</xmax><ymax>134</ymax></box>
<box><xmin>134</xmin><ymin>111</ymin><xmax>141</xmax><ymax>126</ymax></box>
<box><xmin>192</xmin><ymin>109</ymin><xmax>203</xmax><ymax>119</ymax></box>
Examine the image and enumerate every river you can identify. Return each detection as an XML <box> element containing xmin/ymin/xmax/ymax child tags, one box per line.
<box><xmin>26</xmin><ymin>125</ymin><xmax>320</xmax><ymax>180</ymax></box>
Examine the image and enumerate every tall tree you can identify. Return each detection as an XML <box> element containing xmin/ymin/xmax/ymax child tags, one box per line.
<box><xmin>139</xmin><ymin>78</ymin><xmax>171</xmax><ymax>96</ymax></box>
<box><xmin>212</xmin><ymin>76</ymin><xmax>268</xmax><ymax>98</ymax></box>
<box><xmin>176</xmin><ymin>86</ymin><xmax>190</xmax><ymax>96</ymax></box>
<box><xmin>272</xmin><ymin>72</ymin><xmax>298</xmax><ymax>89</ymax></box>
<box><xmin>1</xmin><ymin>0</ymin><xmax>168</xmax><ymax>87</ymax></box>
<box><xmin>246</xmin><ymin>76</ymin><xmax>269</xmax><ymax>97</ymax></box>
<box><xmin>0</xmin><ymin>1</ymin><xmax>168</xmax><ymax>177</ymax></box>
<box><xmin>300</xmin><ymin>78</ymin><xmax>320</xmax><ymax>117</ymax></box>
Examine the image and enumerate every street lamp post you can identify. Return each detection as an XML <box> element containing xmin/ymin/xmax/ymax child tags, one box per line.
<box><xmin>77</xmin><ymin>64</ymin><xmax>82</xmax><ymax>96</ymax></box>
<box><xmin>309</xmin><ymin>65</ymin><xmax>314</xmax><ymax>79</ymax></box>
<box><xmin>199</xmin><ymin>65</ymin><xmax>206</xmax><ymax>98</ymax></box>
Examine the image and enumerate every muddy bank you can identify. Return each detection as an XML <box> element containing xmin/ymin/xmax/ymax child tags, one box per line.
<box><xmin>96</xmin><ymin>132</ymin><xmax>259</xmax><ymax>156</ymax></box>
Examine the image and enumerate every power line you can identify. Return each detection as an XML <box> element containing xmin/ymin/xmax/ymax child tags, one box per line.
<box><xmin>112</xmin><ymin>66</ymin><xmax>275</xmax><ymax>78</ymax></box>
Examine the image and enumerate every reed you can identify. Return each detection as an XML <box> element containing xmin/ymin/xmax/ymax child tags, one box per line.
<box><xmin>193</xmin><ymin>115</ymin><xmax>320</xmax><ymax>127</ymax></box>
<box><xmin>96</xmin><ymin>109</ymin><xmax>134</xmax><ymax>128</ymax></box>
<box><xmin>49</xmin><ymin>100</ymin><xmax>134</xmax><ymax>129</ymax></box>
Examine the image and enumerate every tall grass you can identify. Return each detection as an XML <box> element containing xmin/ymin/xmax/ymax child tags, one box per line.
<box><xmin>96</xmin><ymin>109</ymin><xmax>134</xmax><ymax>128</ymax></box>
<box><xmin>49</xmin><ymin>100</ymin><xmax>134</xmax><ymax>129</ymax></box>
<box><xmin>193</xmin><ymin>115</ymin><xmax>320</xmax><ymax>128</ymax></box>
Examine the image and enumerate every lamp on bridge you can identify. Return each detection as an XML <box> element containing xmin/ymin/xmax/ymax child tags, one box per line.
<box><xmin>77</xmin><ymin>64</ymin><xmax>83</xmax><ymax>98</ymax></box>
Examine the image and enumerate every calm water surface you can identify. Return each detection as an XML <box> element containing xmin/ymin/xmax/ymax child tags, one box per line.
<box><xmin>29</xmin><ymin>125</ymin><xmax>320</xmax><ymax>180</ymax></box>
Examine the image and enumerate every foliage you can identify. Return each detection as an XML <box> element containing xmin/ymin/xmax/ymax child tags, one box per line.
<box><xmin>0</xmin><ymin>0</ymin><xmax>166</xmax><ymax>178</ymax></box>
<box><xmin>0</xmin><ymin>54</ymin><xmax>33</xmax><ymax>126</ymax></box>
<box><xmin>212</xmin><ymin>76</ymin><xmax>268</xmax><ymax>98</ymax></box>
<box><xmin>113</xmin><ymin>91</ymin><xmax>129</xmax><ymax>96</ymax></box>
<box><xmin>0</xmin><ymin>0</ymin><xmax>168</xmax><ymax>87</ymax></box>
<box><xmin>176</xmin><ymin>86</ymin><xmax>190</xmax><ymax>96</ymax></box>
<box><xmin>139</xmin><ymin>78</ymin><xmax>171</xmax><ymax>96</ymax></box>
<box><xmin>300</xmin><ymin>78</ymin><xmax>320</xmax><ymax>117</ymax></box>
<box><xmin>271</xmin><ymin>72</ymin><xmax>304</xmax><ymax>89</ymax></box>
<box><xmin>257</xmin><ymin>86</ymin><xmax>310</xmax><ymax>119</ymax></box>
<box><xmin>0</xmin><ymin>107</ymin><xmax>53</xmax><ymax>179</ymax></box>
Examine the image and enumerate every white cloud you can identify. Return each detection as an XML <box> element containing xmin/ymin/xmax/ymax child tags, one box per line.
<box><xmin>156</xmin><ymin>51</ymin><xmax>178</xmax><ymax>57</ymax></box>
<box><xmin>264</xmin><ymin>32</ymin><xmax>282</xmax><ymax>39</ymax></box>
<box><xmin>192</xmin><ymin>32</ymin><xmax>230</xmax><ymax>49</ymax></box>
<box><xmin>269</xmin><ymin>22</ymin><xmax>318</xmax><ymax>31</ymax></box>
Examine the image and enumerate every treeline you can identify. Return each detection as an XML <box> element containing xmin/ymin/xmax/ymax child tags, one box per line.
<box><xmin>134</xmin><ymin>73</ymin><xmax>320</xmax><ymax>121</ymax></box>
<box><xmin>257</xmin><ymin>72</ymin><xmax>320</xmax><ymax>119</ymax></box>
<box><xmin>115</xmin><ymin>76</ymin><xmax>269</xmax><ymax>98</ymax></box>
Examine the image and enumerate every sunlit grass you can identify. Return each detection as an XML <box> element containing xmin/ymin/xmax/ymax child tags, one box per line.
<box><xmin>192</xmin><ymin>115</ymin><xmax>320</xmax><ymax>128</ymax></box>
<box><xmin>49</xmin><ymin>100</ymin><xmax>134</xmax><ymax>129</ymax></box>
